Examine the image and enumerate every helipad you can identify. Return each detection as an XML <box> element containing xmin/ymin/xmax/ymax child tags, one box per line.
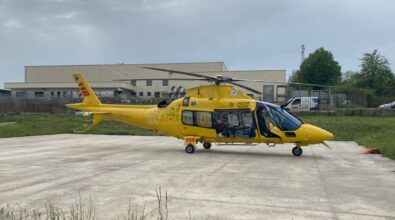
<box><xmin>0</xmin><ymin>134</ymin><xmax>394</xmax><ymax>219</ymax></box>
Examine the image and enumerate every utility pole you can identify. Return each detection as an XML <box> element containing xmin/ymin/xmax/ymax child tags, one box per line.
<box><xmin>301</xmin><ymin>44</ymin><xmax>305</xmax><ymax>64</ymax></box>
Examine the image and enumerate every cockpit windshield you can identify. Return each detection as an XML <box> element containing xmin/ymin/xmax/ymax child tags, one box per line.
<box><xmin>257</xmin><ymin>102</ymin><xmax>303</xmax><ymax>131</ymax></box>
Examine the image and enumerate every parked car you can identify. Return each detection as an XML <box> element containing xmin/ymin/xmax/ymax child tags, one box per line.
<box><xmin>378</xmin><ymin>101</ymin><xmax>395</xmax><ymax>109</ymax></box>
<box><xmin>282</xmin><ymin>97</ymin><xmax>320</xmax><ymax>112</ymax></box>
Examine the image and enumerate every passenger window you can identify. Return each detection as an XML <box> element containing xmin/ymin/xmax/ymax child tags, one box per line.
<box><xmin>292</xmin><ymin>98</ymin><xmax>301</xmax><ymax>105</ymax></box>
<box><xmin>241</xmin><ymin>112</ymin><xmax>253</xmax><ymax>127</ymax></box>
<box><xmin>227</xmin><ymin>112</ymin><xmax>240</xmax><ymax>127</ymax></box>
<box><xmin>196</xmin><ymin>112</ymin><xmax>212</xmax><ymax>128</ymax></box>
<box><xmin>213</xmin><ymin>110</ymin><xmax>255</xmax><ymax>138</ymax></box>
<box><xmin>182</xmin><ymin>111</ymin><xmax>194</xmax><ymax>125</ymax></box>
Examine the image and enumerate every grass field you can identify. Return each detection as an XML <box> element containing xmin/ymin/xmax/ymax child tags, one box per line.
<box><xmin>0</xmin><ymin>114</ymin><xmax>158</xmax><ymax>137</ymax></box>
<box><xmin>0</xmin><ymin>114</ymin><xmax>394</xmax><ymax>159</ymax></box>
<box><xmin>300</xmin><ymin>115</ymin><xmax>395</xmax><ymax>159</ymax></box>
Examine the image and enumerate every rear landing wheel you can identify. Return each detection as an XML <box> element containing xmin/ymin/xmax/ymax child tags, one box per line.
<box><xmin>292</xmin><ymin>146</ymin><xmax>303</xmax><ymax>156</ymax></box>
<box><xmin>185</xmin><ymin>144</ymin><xmax>195</xmax><ymax>154</ymax></box>
<box><xmin>203</xmin><ymin>142</ymin><xmax>212</xmax><ymax>150</ymax></box>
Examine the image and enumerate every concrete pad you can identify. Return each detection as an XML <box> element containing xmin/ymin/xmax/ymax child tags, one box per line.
<box><xmin>0</xmin><ymin>134</ymin><xmax>394</xmax><ymax>219</ymax></box>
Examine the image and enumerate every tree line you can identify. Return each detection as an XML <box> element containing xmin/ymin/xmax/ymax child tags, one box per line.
<box><xmin>289</xmin><ymin>48</ymin><xmax>395</xmax><ymax>107</ymax></box>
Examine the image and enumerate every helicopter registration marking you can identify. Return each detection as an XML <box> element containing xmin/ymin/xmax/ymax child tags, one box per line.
<box><xmin>184</xmin><ymin>136</ymin><xmax>197</xmax><ymax>145</ymax></box>
<box><xmin>76</xmin><ymin>82</ymin><xmax>90</xmax><ymax>97</ymax></box>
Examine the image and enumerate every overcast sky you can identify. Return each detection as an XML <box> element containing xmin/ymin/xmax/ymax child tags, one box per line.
<box><xmin>1</xmin><ymin>0</ymin><xmax>394</xmax><ymax>88</ymax></box>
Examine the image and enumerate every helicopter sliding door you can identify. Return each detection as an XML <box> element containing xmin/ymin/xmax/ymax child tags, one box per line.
<box><xmin>212</xmin><ymin>110</ymin><xmax>255</xmax><ymax>138</ymax></box>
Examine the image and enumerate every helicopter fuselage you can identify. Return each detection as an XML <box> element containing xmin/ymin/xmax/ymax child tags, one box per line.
<box><xmin>67</xmin><ymin>78</ymin><xmax>333</xmax><ymax>154</ymax></box>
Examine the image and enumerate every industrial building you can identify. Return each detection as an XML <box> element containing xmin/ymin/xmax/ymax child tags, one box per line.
<box><xmin>4</xmin><ymin>62</ymin><xmax>287</xmax><ymax>103</ymax></box>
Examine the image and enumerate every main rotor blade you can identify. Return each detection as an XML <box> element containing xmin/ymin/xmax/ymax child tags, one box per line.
<box><xmin>227</xmin><ymin>81</ymin><xmax>262</xmax><ymax>95</ymax></box>
<box><xmin>141</xmin><ymin>67</ymin><xmax>217</xmax><ymax>81</ymax></box>
<box><xmin>114</xmin><ymin>78</ymin><xmax>207</xmax><ymax>81</ymax></box>
<box><xmin>287</xmin><ymin>82</ymin><xmax>334</xmax><ymax>87</ymax></box>
<box><xmin>232</xmin><ymin>78</ymin><xmax>333</xmax><ymax>88</ymax></box>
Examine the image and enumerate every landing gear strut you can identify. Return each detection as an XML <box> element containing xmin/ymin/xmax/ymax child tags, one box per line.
<box><xmin>292</xmin><ymin>146</ymin><xmax>303</xmax><ymax>156</ymax></box>
<box><xmin>203</xmin><ymin>142</ymin><xmax>212</xmax><ymax>150</ymax></box>
<box><xmin>185</xmin><ymin>144</ymin><xmax>195</xmax><ymax>154</ymax></box>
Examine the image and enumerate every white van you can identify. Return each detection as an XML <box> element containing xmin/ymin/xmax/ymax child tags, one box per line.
<box><xmin>378</xmin><ymin>101</ymin><xmax>395</xmax><ymax>109</ymax></box>
<box><xmin>282</xmin><ymin>97</ymin><xmax>320</xmax><ymax>112</ymax></box>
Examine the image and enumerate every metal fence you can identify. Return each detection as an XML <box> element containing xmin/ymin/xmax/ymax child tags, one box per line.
<box><xmin>1</xmin><ymin>92</ymin><xmax>393</xmax><ymax>115</ymax></box>
<box><xmin>0</xmin><ymin>100</ymin><xmax>68</xmax><ymax>114</ymax></box>
<box><xmin>0</xmin><ymin>97</ymin><xmax>172</xmax><ymax>114</ymax></box>
<box><xmin>287</xmin><ymin>89</ymin><xmax>371</xmax><ymax>111</ymax></box>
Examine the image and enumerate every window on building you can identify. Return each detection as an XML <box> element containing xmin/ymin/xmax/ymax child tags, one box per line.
<box><xmin>114</xmin><ymin>89</ymin><xmax>123</xmax><ymax>97</ymax></box>
<box><xmin>131</xmin><ymin>80</ymin><xmax>136</xmax><ymax>86</ymax></box>
<box><xmin>63</xmin><ymin>91</ymin><xmax>67</xmax><ymax>97</ymax></box>
<box><xmin>154</xmin><ymin>92</ymin><xmax>160</xmax><ymax>98</ymax></box>
<box><xmin>34</xmin><ymin>91</ymin><xmax>44</xmax><ymax>98</ymax></box>
<box><xmin>57</xmin><ymin>91</ymin><xmax>61</xmax><ymax>97</ymax></box>
<box><xmin>71</xmin><ymin>91</ymin><xmax>77</xmax><ymax>98</ymax></box>
<box><xmin>182</xmin><ymin>111</ymin><xmax>194</xmax><ymax>125</ymax></box>
<box><xmin>162</xmin><ymin>79</ymin><xmax>168</xmax><ymax>86</ymax></box>
<box><xmin>147</xmin><ymin>92</ymin><xmax>151</xmax><ymax>96</ymax></box>
<box><xmin>102</xmin><ymin>91</ymin><xmax>112</xmax><ymax>97</ymax></box>
<box><xmin>146</xmin><ymin>80</ymin><xmax>152</xmax><ymax>86</ymax></box>
<box><xmin>139</xmin><ymin>92</ymin><xmax>144</xmax><ymax>96</ymax></box>
<box><xmin>16</xmin><ymin>92</ymin><xmax>26</xmax><ymax>97</ymax></box>
<box><xmin>131</xmin><ymin>91</ymin><xmax>136</xmax><ymax>96</ymax></box>
<box><xmin>51</xmin><ymin>91</ymin><xmax>54</xmax><ymax>97</ymax></box>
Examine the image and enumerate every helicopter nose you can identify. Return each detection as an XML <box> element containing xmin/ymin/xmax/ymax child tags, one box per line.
<box><xmin>302</xmin><ymin>124</ymin><xmax>334</xmax><ymax>143</ymax></box>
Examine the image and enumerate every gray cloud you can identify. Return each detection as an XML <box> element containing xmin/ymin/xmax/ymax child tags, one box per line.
<box><xmin>1</xmin><ymin>0</ymin><xmax>395</xmax><ymax>88</ymax></box>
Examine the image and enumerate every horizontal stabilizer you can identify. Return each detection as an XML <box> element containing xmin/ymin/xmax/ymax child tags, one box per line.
<box><xmin>74</xmin><ymin>112</ymin><xmax>109</xmax><ymax>133</ymax></box>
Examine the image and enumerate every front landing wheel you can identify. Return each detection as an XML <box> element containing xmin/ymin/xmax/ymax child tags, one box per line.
<box><xmin>292</xmin><ymin>146</ymin><xmax>303</xmax><ymax>156</ymax></box>
<box><xmin>185</xmin><ymin>144</ymin><xmax>195</xmax><ymax>154</ymax></box>
<box><xmin>203</xmin><ymin>142</ymin><xmax>212</xmax><ymax>150</ymax></box>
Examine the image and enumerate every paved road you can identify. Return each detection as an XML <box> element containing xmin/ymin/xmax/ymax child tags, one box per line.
<box><xmin>0</xmin><ymin>134</ymin><xmax>394</xmax><ymax>219</ymax></box>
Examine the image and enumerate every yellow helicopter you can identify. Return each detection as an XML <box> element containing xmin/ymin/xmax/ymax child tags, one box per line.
<box><xmin>66</xmin><ymin>67</ymin><xmax>333</xmax><ymax>156</ymax></box>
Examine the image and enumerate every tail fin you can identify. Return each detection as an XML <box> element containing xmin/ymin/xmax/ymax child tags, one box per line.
<box><xmin>73</xmin><ymin>73</ymin><xmax>101</xmax><ymax>106</ymax></box>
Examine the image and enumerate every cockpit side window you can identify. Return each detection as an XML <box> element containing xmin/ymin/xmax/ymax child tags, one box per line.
<box><xmin>256</xmin><ymin>107</ymin><xmax>278</xmax><ymax>137</ymax></box>
<box><xmin>256</xmin><ymin>101</ymin><xmax>303</xmax><ymax>132</ymax></box>
<box><xmin>265</xmin><ymin>104</ymin><xmax>303</xmax><ymax>131</ymax></box>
